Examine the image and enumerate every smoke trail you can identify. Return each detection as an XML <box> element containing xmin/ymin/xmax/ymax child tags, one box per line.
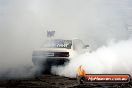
<box><xmin>52</xmin><ymin>39</ymin><xmax>132</xmax><ymax>78</ymax></box>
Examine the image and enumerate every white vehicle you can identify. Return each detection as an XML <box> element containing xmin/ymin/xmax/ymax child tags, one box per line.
<box><xmin>32</xmin><ymin>39</ymin><xmax>89</xmax><ymax>74</ymax></box>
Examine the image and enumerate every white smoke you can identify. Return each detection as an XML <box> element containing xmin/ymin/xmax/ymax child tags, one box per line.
<box><xmin>52</xmin><ymin>39</ymin><xmax>132</xmax><ymax>77</ymax></box>
<box><xmin>0</xmin><ymin>0</ymin><xmax>132</xmax><ymax>78</ymax></box>
<box><xmin>51</xmin><ymin>0</ymin><xmax>132</xmax><ymax>77</ymax></box>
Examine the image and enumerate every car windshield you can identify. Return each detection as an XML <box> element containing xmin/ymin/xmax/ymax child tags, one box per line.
<box><xmin>44</xmin><ymin>39</ymin><xmax>72</xmax><ymax>49</ymax></box>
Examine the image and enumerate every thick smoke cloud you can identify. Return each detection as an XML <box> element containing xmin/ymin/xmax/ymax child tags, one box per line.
<box><xmin>0</xmin><ymin>0</ymin><xmax>131</xmax><ymax>78</ymax></box>
<box><xmin>52</xmin><ymin>39</ymin><xmax>132</xmax><ymax>77</ymax></box>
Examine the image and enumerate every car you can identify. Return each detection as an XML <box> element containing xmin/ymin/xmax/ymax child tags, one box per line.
<box><xmin>32</xmin><ymin>39</ymin><xmax>89</xmax><ymax>74</ymax></box>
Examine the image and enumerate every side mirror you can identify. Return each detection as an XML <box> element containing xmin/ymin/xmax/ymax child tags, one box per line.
<box><xmin>83</xmin><ymin>45</ymin><xmax>89</xmax><ymax>49</ymax></box>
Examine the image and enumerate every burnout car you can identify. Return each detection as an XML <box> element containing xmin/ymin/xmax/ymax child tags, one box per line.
<box><xmin>32</xmin><ymin>39</ymin><xmax>89</xmax><ymax>74</ymax></box>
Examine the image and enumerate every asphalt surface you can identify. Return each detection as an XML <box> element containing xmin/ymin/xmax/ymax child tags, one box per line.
<box><xmin>0</xmin><ymin>74</ymin><xmax>132</xmax><ymax>88</ymax></box>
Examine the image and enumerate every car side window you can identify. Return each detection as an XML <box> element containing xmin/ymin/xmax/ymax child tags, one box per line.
<box><xmin>73</xmin><ymin>39</ymin><xmax>84</xmax><ymax>50</ymax></box>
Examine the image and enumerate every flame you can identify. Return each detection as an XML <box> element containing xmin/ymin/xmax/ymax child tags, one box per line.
<box><xmin>77</xmin><ymin>65</ymin><xmax>86</xmax><ymax>76</ymax></box>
